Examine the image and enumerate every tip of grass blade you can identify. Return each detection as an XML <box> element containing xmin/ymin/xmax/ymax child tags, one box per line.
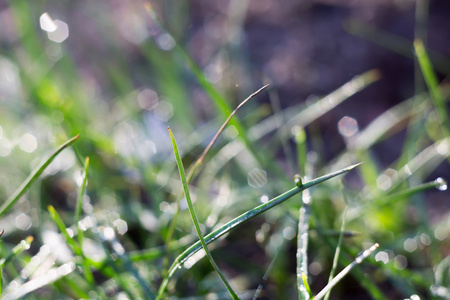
<box><xmin>348</xmin><ymin>161</ymin><xmax>364</xmax><ymax>170</ymax></box>
<box><xmin>48</xmin><ymin>205</ymin><xmax>55</xmax><ymax>214</ymax></box>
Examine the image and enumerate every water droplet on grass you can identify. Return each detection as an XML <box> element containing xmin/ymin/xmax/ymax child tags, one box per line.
<box><xmin>434</xmin><ymin>177</ymin><xmax>447</xmax><ymax>191</ymax></box>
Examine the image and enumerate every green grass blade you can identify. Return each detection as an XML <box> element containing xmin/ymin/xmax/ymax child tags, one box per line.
<box><xmin>163</xmin><ymin>85</ymin><xmax>268</xmax><ymax>274</ymax></box>
<box><xmin>314</xmin><ymin>243</ymin><xmax>379</xmax><ymax>300</ymax></box>
<box><xmin>0</xmin><ymin>236</ymin><xmax>33</xmax><ymax>268</ymax></box>
<box><xmin>75</xmin><ymin>157</ymin><xmax>89</xmax><ymax>226</ymax></box>
<box><xmin>167</xmin><ymin>128</ymin><xmax>240</xmax><ymax>300</ymax></box>
<box><xmin>157</xmin><ymin>162</ymin><xmax>363</xmax><ymax>297</ymax></box>
<box><xmin>0</xmin><ymin>134</ymin><xmax>80</xmax><ymax>217</ymax></box>
<box><xmin>1</xmin><ymin>261</ymin><xmax>76</xmax><ymax>299</ymax></box>
<box><xmin>345</xmin><ymin>20</ymin><xmax>450</xmax><ymax>75</ymax></box>
<box><xmin>414</xmin><ymin>39</ymin><xmax>448</xmax><ymax>125</ymax></box>
<box><xmin>324</xmin><ymin>205</ymin><xmax>348</xmax><ymax>300</ymax></box>
<box><xmin>73</xmin><ymin>157</ymin><xmax>94</xmax><ymax>284</ymax></box>
<box><xmin>48</xmin><ymin>205</ymin><xmax>82</xmax><ymax>256</ymax></box>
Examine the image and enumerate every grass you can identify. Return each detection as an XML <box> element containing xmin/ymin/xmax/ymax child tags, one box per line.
<box><xmin>0</xmin><ymin>1</ymin><xmax>449</xmax><ymax>299</ymax></box>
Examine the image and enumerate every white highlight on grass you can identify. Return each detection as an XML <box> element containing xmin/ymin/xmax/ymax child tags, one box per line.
<box><xmin>437</xmin><ymin>138</ymin><xmax>449</xmax><ymax>155</ymax></box>
<box><xmin>43</xmin><ymin>148</ymin><xmax>76</xmax><ymax>176</ymax></box>
<box><xmin>184</xmin><ymin>249</ymin><xmax>206</xmax><ymax>269</ymax></box>
<box><xmin>314</xmin><ymin>243</ymin><xmax>379</xmax><ymax>300</ymax></box>
<box><xmin>2</xmin><ymin>262</ymin><xmax>75</xmax><ymax>300</ymax></box>
<box><xmin>19</xmin><ymin>133</ymin><xmax>37</xmax><ymax>153</ymax></box>
<box><xmin>39</xmin><ymin>13</ymin><xmax>57</xmax><ymax>32</ymax></box>
<box><xmin>66</xmin><ymin>228</ymin><xmax>74</xmax><ymax>238</ymax></box>
<box><xmin>42</xmin><ymin>230</ymin><xmax>73</xmax><ymax>262</ymax></box>
<box><xmin>82</xmin><ymin>238</ymin><xmax>106</xmax><ymax>262</ymax></box>
<box><xmin>434</xmin><ymin>177</ymin><xmax>447</xmax><ymax>191</ymax></box>
<box><xmin>78</xmin><ymin>216</ymin><xmax>94</xmax><ymax>231</ymax></box>
<box><xmin>139</xmin><ymin>210</ymin><xmax>159</xmax><ymax>232</ymax></box>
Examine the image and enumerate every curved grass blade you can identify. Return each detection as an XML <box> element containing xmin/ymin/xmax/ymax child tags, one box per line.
<box><xmin>0</xmin><ymin>134</ymin><xmax>80</xmax><ymax>217</ymax></box>
<box><xmin>157</xmin><ymin>162</ymin><xmax>363</xmax><ymax>298</ymax></box>
<box><xmin>313</xmin><ymin>243</ymin><xmax>379</xmax><ymax>300</ymax></box>
<box><xmin>414</xmin><ymin>39</ymin><xmax>448</xmax><ymax>127</ymax></box>
<box><xmin>48</xmin><ymin>205</ymin><xmax>82</xmax><ymax>256</ymax></box>
<box><xmin>168</xmin><ymin>128</ymin><xmax>240</xmax><ymax>300</ymax></box>
<box><xmin>162</xmin><ymin>85</ymin><xmax>268</xmax><ymax>275</ymax></box>
<box><xmin>75</xmin><ymin>157</ymin><xmax>89</xmax><ymax>226</ymax></box>
<box><xmin>324</xmin><ymin>206</ymin><xmax>348</xmax><ymax>300</ymax></box>
<box><xmin>74</xmin><ymin>157</ymin><xmax>94</xmax><ymax>284</ymax></box>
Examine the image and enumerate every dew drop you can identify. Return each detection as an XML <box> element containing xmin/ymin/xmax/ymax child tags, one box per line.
<box><xmin>434</xmin><ymin>177</ymin><xmax>447</xmax><ymax>191</ymax></box>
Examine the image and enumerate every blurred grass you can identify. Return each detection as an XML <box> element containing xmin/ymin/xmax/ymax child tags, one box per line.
<box><xmin>0</xmin><ymin>1</ymin><xmax>449</xmax><ymax>299</ymax></box>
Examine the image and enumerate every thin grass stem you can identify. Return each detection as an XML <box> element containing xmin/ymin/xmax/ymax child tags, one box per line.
<box><xmin>324</xmin><ymin>205</ymin><xmax>348</xmax><ymax>300</ymax></box>
<box><xmin>0</xmin><ymin>135</ymin><xmax>80</xmax><ymax>217</ymax></box>
<box><xmin>163</xmin><ymin>85</ymin><xmax>268</xmax><ymax>273</ymax></box>
<box><xmin>414</xmin><ymin>39</ymin><xmax>448</xmax><ymax>129</ymax></box>
<box><xmin>168</xmin><ymin>128</ymin><xmax>240</xmax><ymax>299</ymax></box>
<box><xmin>314</xmin><ymin>243</ymin><xmax>379</xmax><ymax>300</ymax></box>
<box><xmin>297</xmin><ymin>189</ymin><xmax>311</xmax><ymax>300</ymax></box>
<box><xmin>157</xmin><ymin>162</ymin><xmax>363</xmax><ymax>299</ymax></box>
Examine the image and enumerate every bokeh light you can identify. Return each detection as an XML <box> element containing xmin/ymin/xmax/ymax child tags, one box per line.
<box><xmin>47</xmin><ymin>20</ymin><xmax>69</xmax><ymax>43</ymax></box>
<box><xmin>338</xmin><ymin>116</ymin><xmax>359</xmax><ymax>138</ymax></box>
<box><xmin>19</xmin><ymin>133</ymin><xmax>37</xmax><ymax>153</ymax></box>
<box><xmin>247</xmin><ymin>168</ymin><xmax>267</xmax><ymax>188</ymax></box>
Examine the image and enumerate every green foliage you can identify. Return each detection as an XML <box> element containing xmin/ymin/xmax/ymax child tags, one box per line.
<box><xmin>0</xmin><ymin>1</ymin><xmax>448</xmax><ymax>299</ymax></box>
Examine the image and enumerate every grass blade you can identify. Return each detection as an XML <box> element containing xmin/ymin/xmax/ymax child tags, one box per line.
<box><xmin>74</xmin><ymin>157</ymin><xmax>94</xmax><ymax>284</ymax></box>
<box><xmin>167</xmin><ymin>128</ymin><xmax>240</xmax><ymax>300</ymax></box>
<box><xmin>75</xmin><ymin>157</ymin><xmax>89</xmax><ymax>226</ymax></box>
<box><xmin>48</xmin><ymin>205</ymin><xmax>82</xmax><ymax>256</ymax></box>
<box><xmin>0</xmin><ymin>236</ymin><xmax>33</xmax><ymax>268</ymax></box>
<box><xmin>157</xmin><ymin>162</ymin><xmax>363</xmax><ymax>297</ymax></box>
<box><xmin>414</xmin><ymin>39</ymin><xmax>448</xmax><ymax>126</ymax></box>
<box><xmin>324</xmin><ymin>205</ymin><xmax>348</xmax><ymax>300</ymax></box>
<box><xmin>297</xmin><ymin>189</ymin><xmax>311</xmax><ymax>300</ymax></box>
<box><xmin>163</xmin><ymin>85</ymin><xmax>268</xmax><ymax>273</ymax></box>
<box><xmin>1</xmin><ymin>262</ymin><xmax>76</xmax><ymax>300</ymax></box>
<box><xmin>0</xmin><ymin>134</ymin><xmax>80</xmax><ymax>217</ymax></box>
<box><xmin>314</xmin><ymin>243</ymin><xmax>379</xmax><ymax>300</ymax></box>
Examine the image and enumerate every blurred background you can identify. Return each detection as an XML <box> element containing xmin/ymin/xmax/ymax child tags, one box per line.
<box><xmin>0</xmin><ymin>0</ymin><xmax>449</xmax><ymax>299</ymax></box>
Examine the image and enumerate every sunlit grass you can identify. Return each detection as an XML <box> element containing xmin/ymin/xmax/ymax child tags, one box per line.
<box><xmin>0</xmin><ymin>1</ymin><xmax>448</xmax><ymax>299</ymax></box>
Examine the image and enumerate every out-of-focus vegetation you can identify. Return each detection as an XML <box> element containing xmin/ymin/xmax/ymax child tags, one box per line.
<box><xmin>0</xmin><ymin>0</ymin><xmax>449</xmax><ymax>299</ymax></box>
